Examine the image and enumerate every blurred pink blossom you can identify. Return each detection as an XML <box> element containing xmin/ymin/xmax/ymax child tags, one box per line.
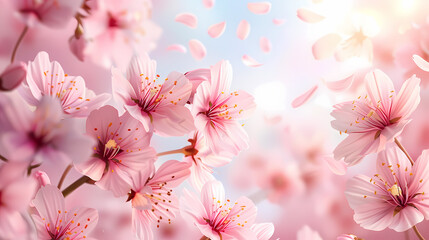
<box><xmin>0</xmin><ymin>61</ymin><xmax>26</xmax><ymax>91</ymax></box>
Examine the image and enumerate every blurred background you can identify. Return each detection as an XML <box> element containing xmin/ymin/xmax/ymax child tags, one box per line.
<box><xmin>2</xmin><ymin>0</ymin><xmax>429</xmax><ymax>239</ymax></box>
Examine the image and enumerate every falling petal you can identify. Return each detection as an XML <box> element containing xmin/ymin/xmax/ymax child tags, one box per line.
<box><xmin>203</xmin><ymin>0</ymin><xmax>215</xmax><ymax>8</ymax></box>
<box><xmin>291</xmin><ymin>85</ymin><xmax>318</xmax><ymax>108</ymax></box>
<box><xmin>175</xmin><ymin>13</ymin><xmax>198</xmax><ymax>29</ymax></box>
<box><xmin>208</xmin><ymin>22</ymin><xmax>226</xmax><ymax>38</ymax></box>
<box><xmin>247</xmin><ymin>2</ymin><xmax>272</xmax><ymax>15</ymax></box>
<box><xmin>166</xmin><ymin>44</ymin><xmax>187</xmax><ymax>53</ymax></box>
<box><xmin>189</xmin><ymin>39</ymin><xmax>207</xmax><ymax>60</ymax></box>
<box><xmin>273</xmin><ymin>18</ymin><xmax>285</xmax><ymax>25</ymax></box>
<box><xmin>237</xmin><ymin>20</ymin><xmax>251</xmax><ymax>40</ymax></box>
<box><xmin>259</xmin><ymin>37</ymin><xmax>272</xmax><ymax>53</ymax></box>
<box><xmin>323</xmin><ymin>74</ymin><xmax>354</xmax><ymax>92</ymax></box>
<box><xmin>312</xmin><ymin>33</ymin><xmax>342</xmax><ymax>60</ymax></box>
<box><xmin>242</xmin><ymin>55</ymin><xmax>262</xmax><ymax>67</ymax></box>
<box><xmin>297</xmin><ymin>8</ymin><xmax>325</xmax><ymax>23</ymax></box>
<box><xmin>324</xmin><ymin>156</ymin><xmax>347</xmax><ymax>175</ymax></box>
<box><xmin>413</xmin><ymin>54</ymin><xmax>429</xmax><ymax>72</ymax></box>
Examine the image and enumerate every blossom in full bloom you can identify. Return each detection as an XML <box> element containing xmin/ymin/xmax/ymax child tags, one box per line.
<box><xmin>0</xmin><ymin>162</ymin><xmax>36</xmax><ymax>239</ymax></box>
<box><xmin>128</xmin><ymin>160</ymin><xmax>191</xmax><ymax>240</ymax></box>
<box><xmin>18</xmin><ymin>51</ymin><xmax>110</xmax><ymax>118</ymax></box>
<box><xmin>32</xmin><ymin>185</ymin><xmax>98</xmax><ymax>240</ymax></box>
<box><xmin>331</xmin><ymin>69</ymin><xmax>420</xmax><ymax>165</ymax></box>
<box><xmin>180</xmin><ymin>180</ymin><xmax>258</xmax><ymax>240</ymax></box>
<box><xmin>112</xmin><ymin>54</ymin><xmax>194</xmax><ymax>136</ymax></box>
<box><xmin>0</xmin><ymin>93</ymin><xmax>94</xmax><ymax>164</ymax></box>
<box><xmin>191</xmin><ymin>60</ymin><xmax>256</xmax><ymax>155</ymax></box>
<box><xmin>76</xmin><ymin>105</ymin><xmax>156</xmax><ymax>197</ymax></box>
<box><xmin>345</xmin><ymin>148</ymin><xmax>429</xmax><ymax>232</ymax></box>
<box><xmin>183</xmin><ymin>131</ymin><xmax>233</xmax><ymax>191</ymax></box>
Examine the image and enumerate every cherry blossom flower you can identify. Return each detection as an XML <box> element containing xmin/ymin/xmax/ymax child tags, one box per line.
<box><xmin>127</xmin><ymin>160</ymin><xmax>191</xmax><ymax>240</ymax></box>
<box><xmin>112</xmin><ymin>54</ymin><xmax>195</xmax><ymax>136</ymax></box>
<box><xmin>331</xmin><ymin>69</ymin><xmax>420</xmax><ymax>165</ymax></box>
<box><xmin>345</xmin><ymin>148</ymin><xmax>429</xmax><ymax>232</ymax></box>
<box><xmin>0</xmin><ymin>93</ymin><xmax>94</xmax><ymax>164</ymax></box>
<box><xmin>180</xmin><ymin>180</ymin><xmax>258</xmax><ymax>240</ymax></box>
<box><xmin>0</xmin><ymin>162</ymin><xmax>37</xmax><ymax>239</ymax></box>
<box><xmin>82</xmin><ymin>0</ymin><xmax>161</xmax><ymax>68</ymax></box>
<box><xmin>76</xmin><ymin>105</ymin><xmax>156</xmax><ymax>197</ymax></box>
<box><xmin>12</xmin><ymin>0</ymin><xmax>82</xmax><ymax>28</ymax></box>
<box><xmin>191</xmin><ymin>60</ymin><xmax>256</xmax><ymax>155</ymax></box>
<box><xmin>183</xmin><ymin>131</ymin><xmax>233</xmax><ymax>191</ymax></box>
<box><xmin>32</xmin><ymin>185</ymin><xmax>98</xmax><ymax>240</ymax></box>
<box><xmin>19</xmin><ymin>51</ymin><xmax>110</xmax><ymax>118</ymax></box>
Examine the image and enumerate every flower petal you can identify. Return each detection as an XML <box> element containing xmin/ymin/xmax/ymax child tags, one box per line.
<box><xmin>297</xmin><ymin>8</ymin><xmax>325</xmax><ymax>23</ymax></box>
<box><xmin>149</xmin><ymin>160</ymin><xmax>191</xmax><ymax>188</ymax></box>
<box><xmin>312</xmin><ymin>33</ymin><xmax>342</xmax><ymax>60</ymax></box>
<box><xmin>413</xmin><ymin>54</ymin><xmax>429</xmax><ymax>72</ymax></box>
<box><xmin>203</xmin><ymin>0</ymin><xmax>215</xmax><ymax>8</ymax></box>
<box><xmin>32</xmin><ymin>185</ymin><xmax>65</xmax><ymax>229</ymax></box>
<box><xmin>208</xmin><ymin>21</ymin><xmax>226</xmax><ymax>38</ymax></box>
<box><xmin>242</xmin><ymin>55</ymin><xmax>263</xmax><ymax>67</ymax></box>
<box><xmin>259</xmin><ymin>37</ymin><xmax>272</xmax><ymax>53</ymax></box>
<box><xmin>237</xmin><ymin>20</ymin><xmax>251</xmax><ymax>40</ymax></box>
<box><xmin>166</xmin><ymin>44</ymin><xmax>187</xmax><ymax>53</ymax></box>
<box><xmin>291</xmin><ymin>85</ymin><xmax>318</xmax><ymax>108</ymax></box>
<box><xmin>175</xmin><ymin>13</ymin><xmax>198</xmax><ymax>29</ymax></box>
<box><xmin>272</xmin><ymin>18</ymin><xmax>285</xmax><ymax>25</ymax></box>
<box><xmin>189</xmin><ymin>39</ymin><xmax>207</xmax><ymax>60</ymax></box>
<box><xmin>247</xmin><ymin>2</ymin><xmax>271</xmax><ymax>15</ymax></box>
<box><xmin>251</xmin><ymin>223</ymin><xmax>274</xmax><ymax>240</ymax></box>
<box><xmin>323</xmin><ymin>73</ymin><xmax>354</xmax><ymax>92</ymax></box>
<box><xmin>0</xmin><ymin>62</ymin><xmax>27</xmax><ymax>91</ymax></box>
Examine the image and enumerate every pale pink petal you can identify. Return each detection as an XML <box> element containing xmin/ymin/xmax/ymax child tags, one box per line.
<box><xmin>151</xmin><ymin>105</ymin><xmax>195</xmax><ymax>136</ymax></box>
<box><xmin>259</xmin><ymin>37</ymin><xmax>272</xmax><ymax>53</ymax></box>
<box><xmin>333</xmin><ymin>132</ymin><xmax>373</xmax><ymax>165</ymax></box>
<box><xmin>297</xmin><ymin>8</ymin><xmax>325</xmax><ymax>23</ymax></box>
<box><xmin>323</xmin><ymin>155</ymin><xmax>347</xmax><ymax>175</ymax></box>
<box><xmin>175</xmin><ymin>13</ymin><xmax>198</xmax><ymax>29</ymax></box>
<box><xmin>237</xmin><ymin>20</ymin><xmax>251</xmax><ymax>40</ymax></box>
<box><xmin>67</xmin><ymin>207</ymin><xmax>99</xmax><ymax>235</ymax></box>
<box><xmin>251</xmin><ymin>223</ymin><xmax>274</xmax><ymax>240</ymax></box>
<box><xmin>209</xmin><ymin>60</ymin><xmax>232</xmax><ymax>96</ymax></box>
<box><xmin>96</xmin><ymin>164</ymin><xmax>132</xmax><ymax>197</ymax></box>
<box><xmin>132</xmin><ymin>209</ymin><xmax>154</xmax><ymax>240</ymax></box>
<box><xmin>189</xmin><ymin>39</ymin><xmax>207</xmax><ymax>60</ymax></box>
<box><xmin>389</xmin><ymin>206</ymin><xmax>424</xmax><ymax>231</ymax></box>
<box><xmin>2</xmin><ymin>177</ymin><xmax>36</xmax><ymax>211</ymax></box>
<box><xmin>201</xmin><ymin>180</ymin><xmax>225</xmax><ymax>214</ymax></box>
<box><xmin>242</xmin><ymin>55</ymin><xmax>263</xmax><ymax>67</ymax></box>
<box><xmin>32</xmin><ymin>185</ymin><xmax>65</xmax><ymax>228</ymax></box>
<box><xmin>203</xmin><ymin>0</ymin><xmax>215</xmax><ymax>8</ymax></box>
<box><xmin>76</xmin><ymin>157</ymin><xmax>106</xmax><ymax>181</ymax></box>
<box><xmin>69</xmin><ymin>35</ymin><xmax>87</xmax><ymax>62</ymax></box>
<box><xmin>413</xmin><ymin>54</ymin><xmax>429</xmax><ymax>72</ymax></box>
<box><xmin>167</xmin><ymin>44</ymin><xmax>187</xmax><ymax>53</ymax></box>
<box><xmin>33</xmin><ymin>171</ymin><xmax>51</xmax><ymax>187</ymax></box>
<box><xmin>312</xmin><ymin>33</ymin><xmax>342</xmax><ymax>60</ymax></box>
<box><xmin>323</xmin><ymin>74</ymin><xmax>354</xmax><ymax>92</ymax></box>
<box><xmin>188</xmin><ymin>159</ymin><xmax>216</xmax><ymax>191</ymax></box>
<box><xmin>291</xmin><ymin>85</ymin><xmax>318</xmax><ymax>108</ymax></box>
<box><xmin>365</xmin><ymin>70</ymin><xmax>395</xmax><ymax>111</ymax></box>
<box><xmin>391</xmin><ymin>75</ymin><xmax>420</xmax><ymax>121</ymax></box>
<box><xmin>247</xmin><ymin>2</ymin><xmax>271</xmax><ymax>15</ymax></box>
<box><xmin>149</xmin><ymin>160</ymin><xmax>191</xmax><ymax>188</ymax></box>
<box><xmin>272</xmin><ymin>18</ymin><xmax>285</xmax><ymax>25</ymax></box>
<box><xmin>0</xmin><ymin>62</ymin><xmax>27</xmax><ymax>91</ymax></box>
<box><xmin>208</xmin><ymin>22</ymin><xmax>226</xmax><ymax>38</ymax></box>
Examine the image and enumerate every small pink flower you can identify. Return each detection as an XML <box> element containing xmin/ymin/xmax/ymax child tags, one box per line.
<box><xmin>0</xmin><ymin>162</ymin><xmax>37</xmax><ymax>239</ymax></box>
<box><xmin>19</xmin><ymin>51</ymin><xmax>110</xmax><ymax>118</ymax></box>
<box><xmin>33</xmin><ymin>170</ymin><xmax>51</xmax><ymax>188</ymax></box>
<box><xmin>32</xmin><ymin>185</ymin><xmax>98</xmax><ymax>240</ymax></box>
<box><xmin>0</xmin><ymin>93</ymin><xmax>95</xmax><ymax>164</ymax></box>
<box><xmin>112</xmin><ymin>54</ymin><xmax>195</xmax><ymax>136</ymax></box>
<box><xmin>345</xmin><ymin>148</ymin><xmax>429</xmax><ymax>232</ymax></box>
<box><xmin>0</xmin><ymin>62</ymin><xmax>27</xmax><ymax>91</ymax></box>
<box><xmin>331</xmin><ymin>69</ymin><xmax>420</xmax><ymax>165</ymax></box>
<box><xmin>12</xmin><ymin>0</ymin><xmax>82</xmax><ymax>28</ymax></box>
<box><xmin>251</xmin><ymin>223</ymin><xmax>275</xmax><ymax>240</ymax></box>
<box><xmin>76</xmin><ymin>105</ymin><xmax>157</xmax><ymax>197</ymax></box>
<box><xmin>128</xmin><ymin>160</ymin><xmax>191</xmax><ymax>240</ymax></box>
<box><xmin>191</xmin><ymin>60</ymin><xmax>256</xmax><ymax>155</ymax></box>
<box><xmin>184</xmin><ymin>68</ymin><xmax>210</xmax><ymax>103</ymax></box>
<box><xmin>180</xmin><ymin>180</ymin><xmax>258</xmax><ymax>240</ymax></box>
<box><xmin>183</xmin><ymin>131</ymin><xmax>233</xmax><ymax>191</ymax></box>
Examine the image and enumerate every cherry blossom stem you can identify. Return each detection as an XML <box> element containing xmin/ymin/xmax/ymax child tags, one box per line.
<box><xmin>394</xmin><ymin>138</ymin><xmax>414</xmax><ymax>166</ymax></box>
<box><xmin>156</xmin><ymin>148</ymin><xmax>185</xmax><ymax>157</ymax></box>
<box><xmin>413</xmin><ymin>225</ymin><xmax>425</xmax><ymax>240</ymax></box>
<box><xmin>62</xmin><ymin>175</ymin><xmax>93</xmax><ymax>197</ymax></box>
<box><xmin>11</xmin><ymin>25</ymin><xmax>28</xmax><ymax>63</ymax></box>
<box><xmin>27</xmin><ymin>163</ymin><xmax>41</xmax><ymax>176</ymax></box>
<box><xmin>0</xmin><ymin>154</ymin><xmax>8</xmax><ymax>162</ymax></box>
<box><xmin>57</xmin><ymin>164</ymin><xmax>73</xmax><ymax>189</ymax></box>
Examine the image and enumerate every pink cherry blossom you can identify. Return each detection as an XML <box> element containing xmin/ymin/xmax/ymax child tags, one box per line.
<box><xmin>345</xmin><ymin>148</ymin><xmax>429</xmax><ymax>232</ymax></box>
<box><xmin>0</xmin><ymin>162</ymin><xmax>37</xmax><ymax>239</ymax></box>
<box><xmin>0</xmin><ymin>62</ymin><xmax>27</xmax><ymax>91</ymax></box>
<box><xmin>183</xmin><ymin>131</ymin><xmax>233</xmax><ymax>191</ymax></box>
<box><xmin>32</xmin><ymin>185</ymin><xmax>98</xmax><ymax>240</ymax></box>
<box><xmin>33</xmin><ymin>170</ymin><xmax>51</xmax><ymax>188</ymax></box>
<box><xmin>19</xmin><ymin>51</ymin><xmax>110</xmax><ymax>118</ymax></box>
<box><xmin>112</xmin><ymin>54</ymin><xmax>195</xmax><ymax>136</ymax></box>
<box><xmin>191</xmin><ymin>60</ymin><xmax>256</xmax><ymax>155</ymax></box>
<box><xmin>0</xmin><ymin>93</ymin><xmax>95</xmax><ymax>164</ymax></box>
<box><xmin>331</xmin><ymin>69</ymin><xmax>420</xmax><ymax>165</ymax></box>
<box><xmin>82</xmin><ymin>0</ymin><xmax>161</xmax><ymax>68</ymax></box>
<box><xmin>184</xmin><ymin>68</ymin><xmax>210</xmax><ymax>103</ymax></box>
<box><xmin>12</xmin><ymin>0</ymin><xmax>82</xmax><ymax>28</ymax></box>
<box><xmin>180</xmin><ymin>180</ymin><xmax>258</xmax><ymax>240</ymax></box>
<box><xmin>128</xmin><ymin>160</ymin><xmax>191</xmax><ymax>240</ymax></box>
<box><xmin>76</xmin><ymin>105</ymin><xmax>157</xmax><ymax>197</ymax></box>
